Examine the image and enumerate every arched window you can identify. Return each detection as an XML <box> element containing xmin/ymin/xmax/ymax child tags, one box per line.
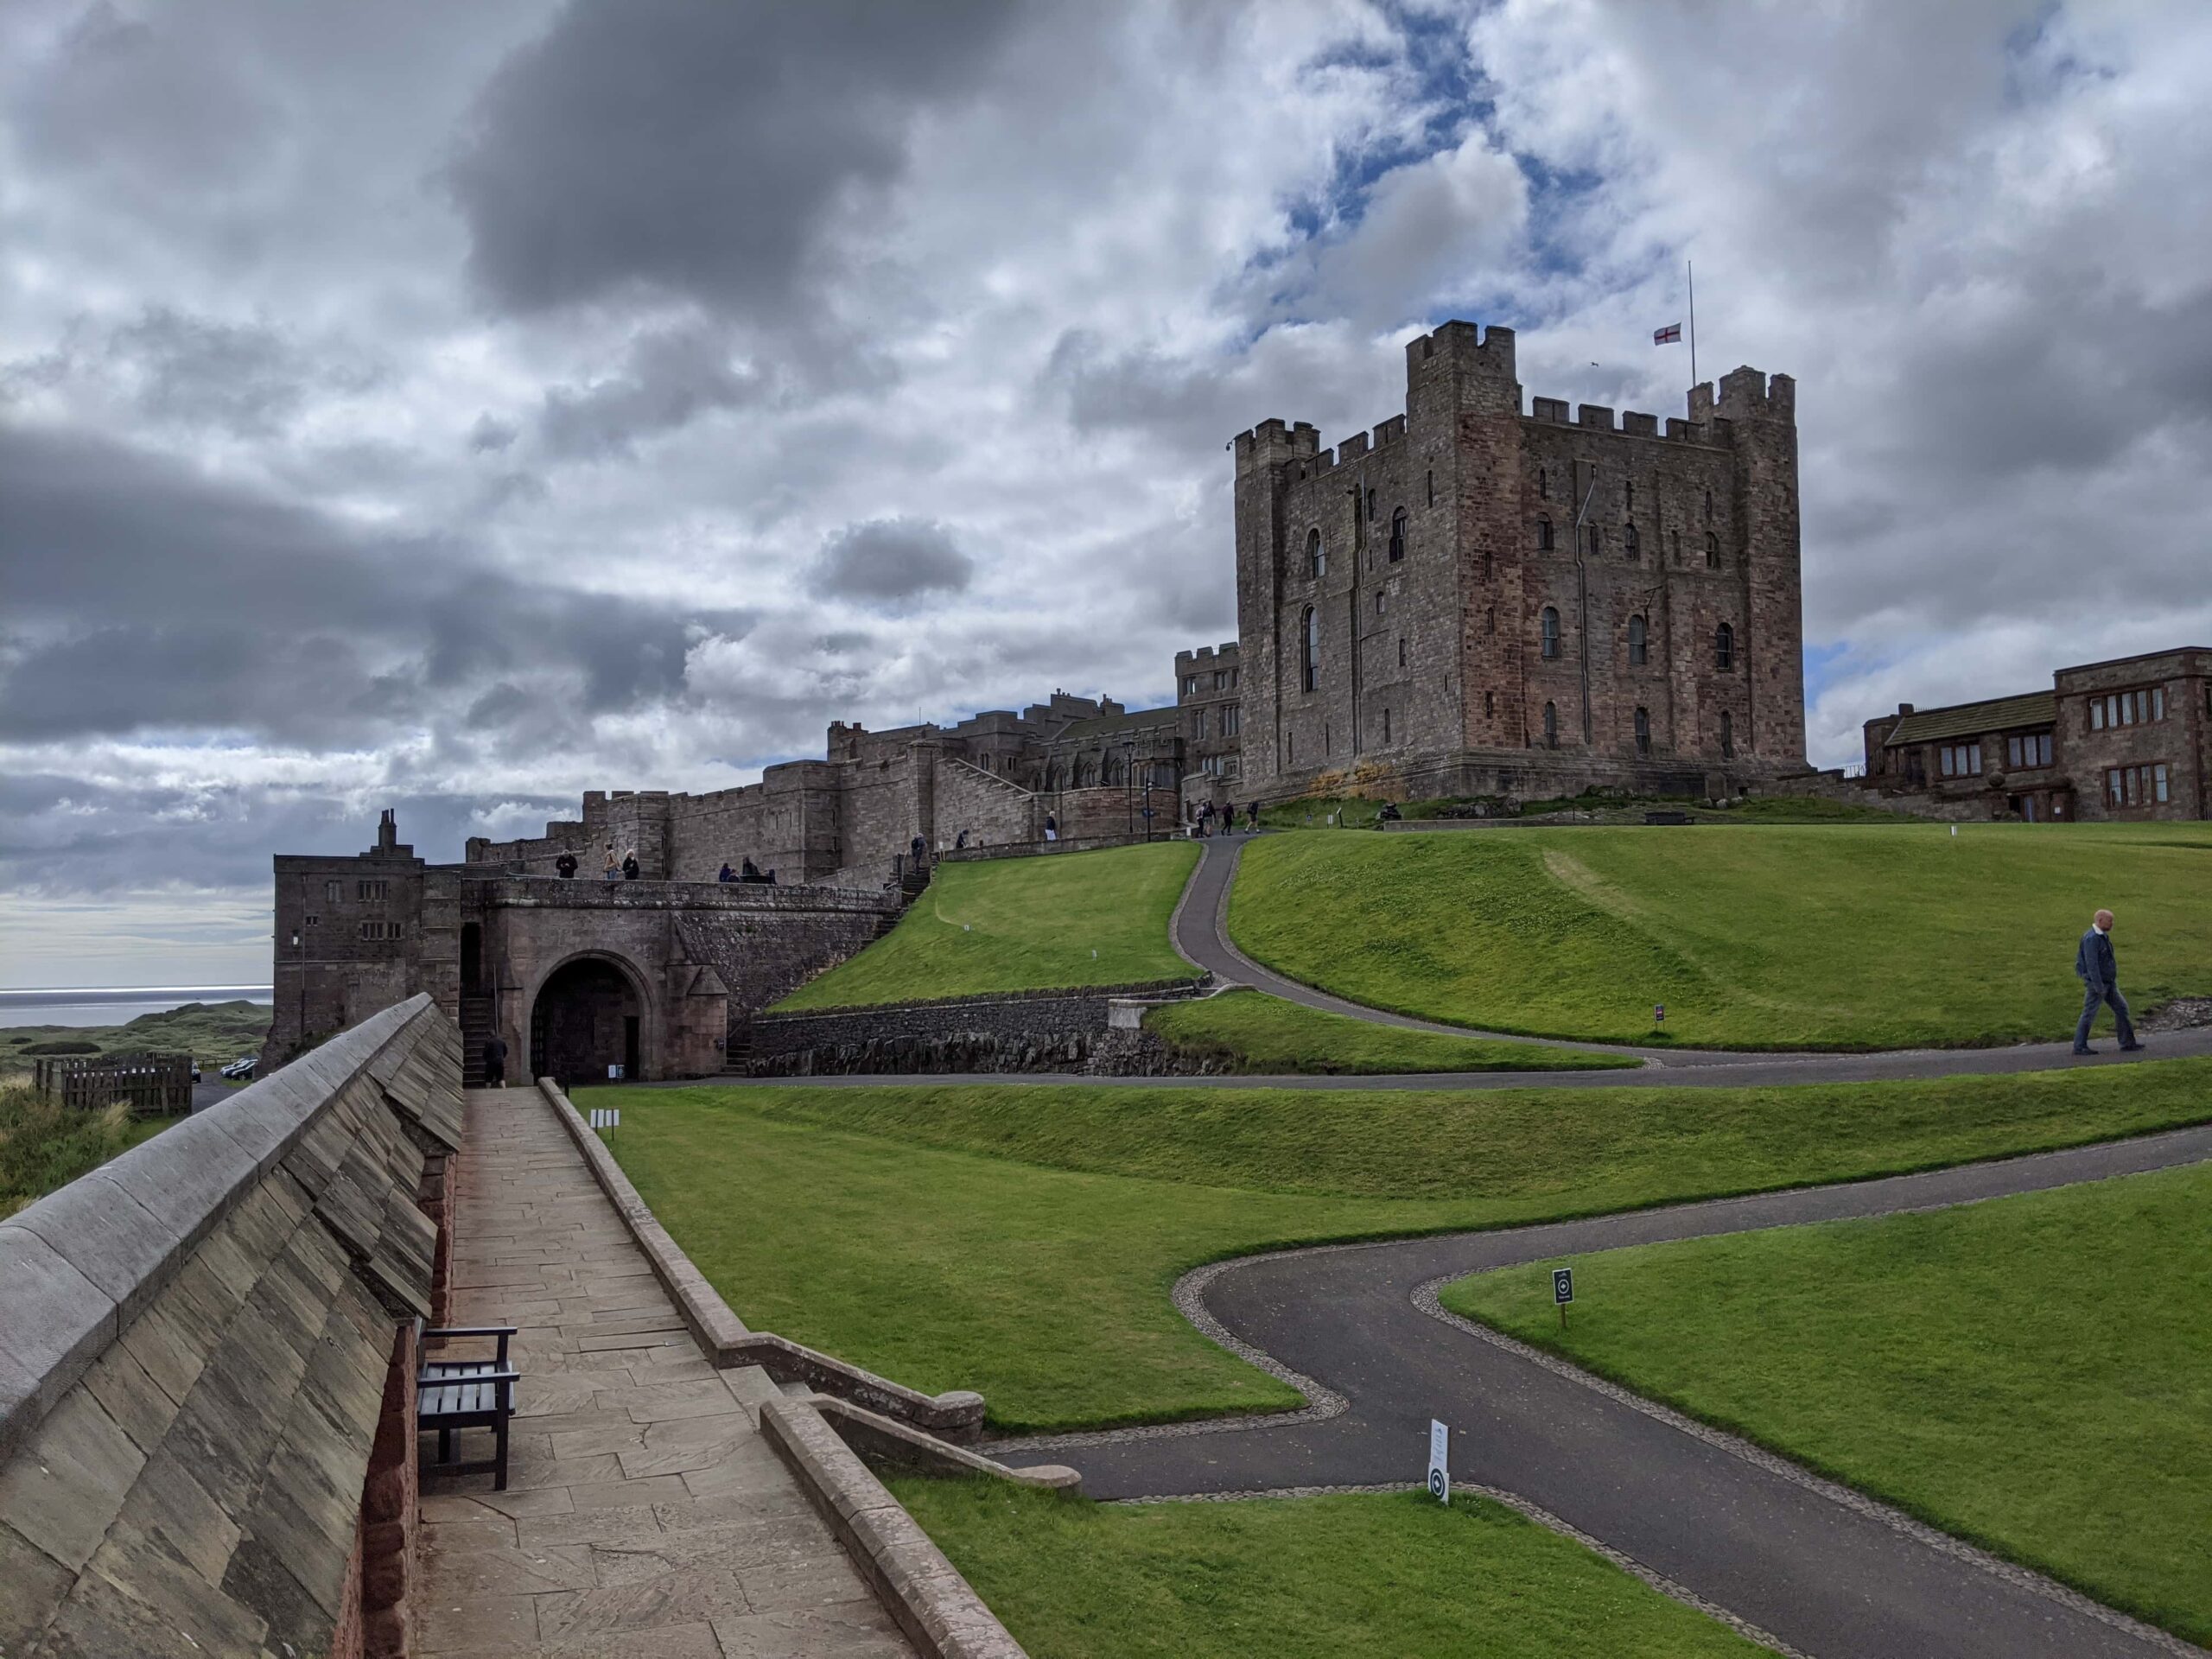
<box><xmin>1382</xmin><ymin>708</ymin><xmax>1391</xmax><ymax>743</ymax></box>
<box><xmin>1537</xmin><ymin>517</ymin><xmax>1554</xmax><ymax>550</ymax></box>
<box><xmin>1720</xmin><ymin>709</ymin><xmax>1736</xmax><ymax>759</ymax></box>
<box><xmin>1624</xmin><ymin>522</ymin><xmax>1640</xmax><ymax>560</ymax></box>
<box><xmin>1543</xmin><ymin>701</ymin><xmax>1559</xmax><ymax>748</ymax></box>
<box><xmin>1628</xmin><ymin>613</ymin><xmax>1648</xmax><ymax>666</ymax></box>
<box><xmin>1483</xmin><ymin>548</ymin><xmax>1494</xmax><ymax>581</ymax></box>
<box><xmin>1541</xmin><ymin>607</ymin><xmax>1561</xmax><ymax>660</ymax></box>
<box><xmin>1624</xmin><ymin>481</ymin><xmax>1635</xmax><ymax>513</ymax></box>
<box><xmin>1635</xmin><ymin>706</ymin><xmax>1651</xmax><ymax>756</ymax></box>
<box><xmin>1389</xmin><ymin>507</ymin><xmax>1407</xmax><ymax>563</ymax></box>
<box><xmin>1306</xmin><ymin>528</ymin><xmax>1325</xmax><ymax>579</ymax></box>
<box><xmin>1705</xmin><ymin>531</ymin><xmax>1719</xmax><ymax>568</ymax></box>
<box><xmin>1301</xmin><ymin>606</ymin><xmax>1319</xmax><ymax>692</ymax></box>
<box><xmin>1484</xmin><ymin>689</ymin><xmax>1496</xmax><ymax>717</ymax></box>
<box><xmin>1539</xmin><ymin>467</ymin><xmax>1549</xmax><ymax>499</ymax></box>
<box><xmin>1485</xmin><ymin>605</ymin><xmax>1496</xmax><ymax>636</ymax></box>
<box><xmin>1704</xmin><ymin>489</ymin><xmax>1713</xmax><ymax>520</ymax></box>
<box><xmin>1715</xmin><ymin>622</ymin><xmax>1735</xmax><ymax>671</ymax></box>
<box><xmin>1365</xmin><ymin>487</ymin><xmax>1376</xmax><ymax>522</ymax></box>
<box><xmin>1426</xmin><ymin>469</ymin><xmax>1435</xmax><ymax>507</ymax></box>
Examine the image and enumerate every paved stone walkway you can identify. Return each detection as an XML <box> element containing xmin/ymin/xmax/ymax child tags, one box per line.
<box><xmin>416</xmin><ymin>1087</ymin><xmax>910</xmax><ymax>1658</ymax></box>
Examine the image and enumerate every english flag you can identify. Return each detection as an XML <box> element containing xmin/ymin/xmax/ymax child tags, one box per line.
<box><xmin>1654</xmin><ymin>323</ymin><xmax>1682</xmax><ymax>345</ymax></box>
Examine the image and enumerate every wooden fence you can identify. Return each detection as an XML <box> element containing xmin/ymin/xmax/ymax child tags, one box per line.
<box><xmin>31</xmin><ymin>1053</ymin><xmax>195</xmax><ymax>1117</ymax></box>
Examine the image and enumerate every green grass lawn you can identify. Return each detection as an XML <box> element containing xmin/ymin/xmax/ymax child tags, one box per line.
<box><xmin>1229</xmin><ymin>822</ymin><xmax>2212</xmax><ymax>1048</ymax></box>
<box><xmin>594</xmin><ymin>1057</ymin><xmax>2212</xmax><ymax>1430</ymax></box>
<box><xmin>773</xmin><ymin>842</ymin><xmax>1200</xmax><ymax>1010</ymax></box>
<box><xmin>1141</xmin><ymin>988</ymin><xmax>1634</xmax><ymax>1074</ymax></box>
<box><xmin>1441</xmin><ymin>1161</ymin><xmax>2212</xmax><ymax>1643</ymax></box>
<box><xmin>893</xmin><ymin>1481</ymin><xmax>1764</xmax><ymax>1658</ymax></box>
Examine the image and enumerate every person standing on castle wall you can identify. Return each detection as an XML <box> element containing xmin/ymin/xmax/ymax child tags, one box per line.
<box><xmin>621</xmin><ymin>848</ymin><xmax>640</xmax><ymax>880</ymax></box>
<box><xmin>602</xmin><ymin>842</ymin><xmax>619</xmax><ymax>880</ymax></box>
<box><xmin>2073</xmin><ymin>908</ymin><xmax>2145</xmax><ymax>1055</ymax></box>
<box><xmin>556</xmin><ymin>849</ymin><xmax>577</xmax><ymax>879</ymax></box>
<box><xmin>719</xmin><ymin>862</ymin><xmax>735</xmax><ymax>882</ymax></box>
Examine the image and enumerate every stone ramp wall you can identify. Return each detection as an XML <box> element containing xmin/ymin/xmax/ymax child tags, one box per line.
<box><xmin>0</xmin><ymin>994</ymin><xmax>462</xmax><ymax>1659</ymax></box>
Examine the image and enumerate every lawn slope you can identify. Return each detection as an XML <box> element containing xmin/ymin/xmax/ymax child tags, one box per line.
<box><xmin>893</xmin><ymin>1482</ymin><xmax>1763</xmax><ymax>1658</ymax></box>
<box><xmin>1229</xmin><ymin>823</ymin><xmax>2212</xmax><ymax>1048</ymax></box>
<box><xmin>1444</xmin><ymin>1162</ymin><xmax>2212</xmax><ymax>1642</ymax></box>
<box><xmin>774</xmin><ymin>842</ymin><xmax>1198</xmax><ymax>1010</ymax></box>
<box><xmin>1141</xmin><ymin>988</ymin><xmax>1633</xmax><ymax>1073</ymax></box>
<box><xmin>596</xmin><ymin>1057</ymin><xmax>2212</xmax><ymax>1429</ymax></box>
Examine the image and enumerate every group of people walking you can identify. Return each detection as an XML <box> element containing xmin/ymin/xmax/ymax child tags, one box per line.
<box><xmin>1188</xmin><ymin>800</ymin><xmax>1260</xmax><ymax>837</ymax></box>
<box><xmin>549</xmin><ymin>845</ymin><xmax>639</xmax><ymax>880</ymax></box>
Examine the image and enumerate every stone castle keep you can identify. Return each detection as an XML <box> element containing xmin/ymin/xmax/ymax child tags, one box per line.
<box><xmin>267</xmin><ymin>322</ymin><xmax>1810</xmax><ymax>1078</ymax></box>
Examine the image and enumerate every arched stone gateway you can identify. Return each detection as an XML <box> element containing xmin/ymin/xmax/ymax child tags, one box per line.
<box><xmin>531</xmin><ymin>954</ymin><xmax>646</xmax><ymax>1089</ymax></box>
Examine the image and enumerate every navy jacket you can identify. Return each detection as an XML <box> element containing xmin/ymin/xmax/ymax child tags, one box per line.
<box><xmin>2075</xmin><ymin>928</ymin><xmax>2117</xmax><ymax>991</ymax></box>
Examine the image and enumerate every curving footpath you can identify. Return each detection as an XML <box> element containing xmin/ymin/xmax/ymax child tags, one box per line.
<box><xmin>993</xmin><ymin>1122</ymin><xmax>2212</xmax><ymax>1658</ymax></box>
<box><xmin>757</xmin><ymin>836</ymin><xmax>2210</xmax><ymax>1653</ymax></box>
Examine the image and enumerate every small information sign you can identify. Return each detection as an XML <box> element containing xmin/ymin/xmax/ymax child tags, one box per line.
<box><xmin>1427</xmin><ymin>1419</ymin><xmax>1449</xmax><ymax>1505</ymax></box>
<box><xmin>1553</xmin><ymin>1267</ymin><xmax>1574</xmax><ymax>1306</ymax></box>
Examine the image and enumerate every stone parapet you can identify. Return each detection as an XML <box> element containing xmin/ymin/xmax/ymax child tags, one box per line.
<box><xmin>0</xmin><ymin>994</ymin><xmax>462</xmax><ymax>1659</ymax></box>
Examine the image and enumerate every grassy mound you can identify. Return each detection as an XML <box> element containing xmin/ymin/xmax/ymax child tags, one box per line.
<box><xmin>773</xmin><ymin>842</ymin><xmax>1199</xmax><ymax>1010</ymax></box>
<box><xmin>1142</xmin><ymin>988</ymin><xmax>1634</xmax><ymax>1073</ymax></box>
<box><xmin>893</xmin><ymin>1482</ymin><xmax>1763</xmax><ymax>1657</ymax></box>
<box><xmin>1443</xmin><ymin>1160</ymin><xmax>2212</xmax><ymax>1643</ymax></box>
<box><xmin>1229</xmin><ymin>823</ymin><xmax>2212</xmax><ymax>1048</ymax></box>
<box><xmin>0</xmin><ymin>999</ymin><xmax>270</xmax><ymax>1078</ymax></box>
<box><xmin>597</xmin><ymin>1058</ymin><xmax>2212</xmax><ymax>1429</ymax></box>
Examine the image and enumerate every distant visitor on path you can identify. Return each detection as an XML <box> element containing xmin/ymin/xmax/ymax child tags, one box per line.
<box><xmin>602</xmin><ymin>842</ymin><xmax>619</xmax><ymax>880</ymax></box>
<box><xmin>481</xmin><ymin>1032</ymin><xmax>507</xmax><ymax>1089</ymax></box>
<box><xmin>1246</xmin><ymin>802</ymin><xmax>1259</xmax><ymax>830</ymax></box>
<box><xmin>911</xmin><ymin>834</ymin><xmax>927</xmax><ymax>863</ymax></box>
<box><xmin>2073</xmin><ymin>908</ymin><xmax>2145</xmax><ymax>1055</ymax></box>
<box><xmin>555</xmin><ymin>849</ymin><xmax>577</xmax><ymax>879</ymax></box>
<box><xmin>955</xmin><ymin>829</ymin><xmax>968</xmax><ymax>850</ymax></box>
<box><xmin>621</xmin><ymin>848</ymin><xmax>640</xmax><ymax>880</ymax></box>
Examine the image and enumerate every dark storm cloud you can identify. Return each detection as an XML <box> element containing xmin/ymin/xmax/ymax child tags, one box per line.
<box><xmin>444</xmin><ymin>0</ymin><xmax>1020</xmax><ymax>322</ymax></box>
<box><xmin>812</xmin><ymin>518</ymin><xmax>973</xmax><ymax>607</ymax></box>
<box><xmin>536</xmin><ymin>321</ymin><xmax>768</xmax><ymax>460</ymax></box>
<box><xmin>0</xmin><ymin>423</ymin><xmax>753</xmax><ymax>744</ymax></box>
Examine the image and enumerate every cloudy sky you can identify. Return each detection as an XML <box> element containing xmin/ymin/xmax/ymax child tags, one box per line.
<box><xmin>3</xmin><ymin>0</ymin><xmax>2209</xmax><ymax>988</ymax></box>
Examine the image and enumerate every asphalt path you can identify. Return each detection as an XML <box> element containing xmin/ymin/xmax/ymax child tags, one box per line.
<box><xmin>993</xmin><ymin>1122</ymin><xmax>2212</xmax><ymax>1658</ymax></box>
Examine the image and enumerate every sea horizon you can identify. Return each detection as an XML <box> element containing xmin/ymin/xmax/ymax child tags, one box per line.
<box><xmin>0</xmin><ymin>986</ymin><xmax>276</xmax><ymax>1029</ymax></box>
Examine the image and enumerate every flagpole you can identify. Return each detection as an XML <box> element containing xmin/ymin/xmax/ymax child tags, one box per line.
<box><xmin>1688</xmin><ymin>259</ymin><xmax>1698</xmax><ymax>391</ymax></box>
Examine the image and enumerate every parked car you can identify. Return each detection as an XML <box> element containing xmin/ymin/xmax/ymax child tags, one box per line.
<box><xmin>219</xmin><ymin>1056</ymin><xmax>256</xmax><ymax>1082</ymax></box>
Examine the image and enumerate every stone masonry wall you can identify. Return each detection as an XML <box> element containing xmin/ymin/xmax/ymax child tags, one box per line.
<box><xmin>746</xmin><ymin>981</ymin><xmax>1209</xmax><ymax>1075</ymax></box>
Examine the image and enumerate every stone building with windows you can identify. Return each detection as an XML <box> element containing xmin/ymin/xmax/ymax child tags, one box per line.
<box><xmin>1175</xmin><ymin>640</ymin><xmax>1243</xmax><ymax>812</ymax></box>
<box><xmin>1860</xmin><ymin>646</ymin><xmax>2211</xmax><ymax>821</ymax></box>
<box><xmin>1228</xmin><ymin>321</ymin><xmax>1805</xmax><ymax>804</ymax></box>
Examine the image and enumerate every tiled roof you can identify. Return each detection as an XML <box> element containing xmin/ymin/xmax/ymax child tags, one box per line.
<box><xmin>1885</xmin><ymin>690</ymin><xmax>2056</xmax><ymax>747</ymax></box>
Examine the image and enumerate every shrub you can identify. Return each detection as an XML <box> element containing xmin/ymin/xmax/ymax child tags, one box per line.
<box><xmin>0</xmin><ymin>1086</ymin><xmax>137</xmax><ymax>1218</ymax></box>
<box><xmin>21</xmin><ymin>1039</ymin><xmax>99</xmax><ymax>1056</ymax></box>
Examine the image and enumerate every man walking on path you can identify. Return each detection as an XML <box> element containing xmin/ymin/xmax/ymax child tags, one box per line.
<box><xmin>481</xmin><ymin>1032</ymin><xmax>507</xmax><ymax>1089</ymax></box>
<box><xmin>2074</xmin><ymin>908</ymin><xmax>2145</xmax><ymax>1055</ymax></box>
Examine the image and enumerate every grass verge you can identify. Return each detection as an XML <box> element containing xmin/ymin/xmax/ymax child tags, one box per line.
<box><xmin>1441</xmin><ymin>1161</ymin><xmax>2212</xmax><ymax>1643</ymax></box>
<box><xmin>594</xmin><ymin>1057</ymin><xmax>2212</xmax><ymax>1430</ymax></box>
<box><xmin>891</xmin><ymin>1480</ymin><xmax>1764</xmax><ymax>1657</ymax></box>
<box><xmin>1</xmin><ymin>1085</ymin><xmax>173</xmax><ymax>1218</ymax></box>
<box><xmin>1141</xmin><ymin>988</ymin><xmax>1633</xmax><ymax>1073</ymax></box>
<box><xmin>1228</xmin><ymin>822</ymin><xmax>2212</xmax><ymax>1048</ymax></box>
<box><xmin>773</xmin><ymin>842</ymin><xmax>1199</xmax><ymax>1010</ymax></box>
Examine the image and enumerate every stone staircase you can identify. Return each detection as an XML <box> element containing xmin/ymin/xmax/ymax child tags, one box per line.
<box><xmin>459</xmin><ymin>992</ymin><xmax>494</xmax><ymax>1086</ymax></box>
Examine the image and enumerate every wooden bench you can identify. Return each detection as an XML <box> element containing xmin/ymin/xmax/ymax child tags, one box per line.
<box><xmin>416</xmin><ymin>1323</ymin><xmax>520</xmax><ymax>1490</ymax></box>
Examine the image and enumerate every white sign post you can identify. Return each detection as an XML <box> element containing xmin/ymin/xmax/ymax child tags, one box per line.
<box><xmin>588</xmin><ymin>1106</ymin><xmax>622</xmax><ymax>1135</ymax></box>
<box><xmin>1427</xmin><ymin>1419</ymin><xmax>1450</xmax><ymax>1505</ymax></box>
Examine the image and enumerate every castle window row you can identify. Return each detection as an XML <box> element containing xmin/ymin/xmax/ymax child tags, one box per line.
<box><xmin>2088</xmin><ymin>687</ymin><xmax>2164</xmax><ymax>729</ymax></box>
<box><xmin>1531</xmin><ymin>518</ymin><xmax>1721</xmax><ymax>567</ymax></box>
<box><xmin>2107</xmin><ymin>763</ymin><xmax>2170</xmax><ymax>807</ymax></box>
<box><xmin>2008</xmin><ymin>732</ymin><xmax>2054</xmax><ymax>769</ymax></box>
<box><xmin>359</xmin><ymin>919</ymin><xmax>402</xmax><ymax>940</ymax></box>
<box><xmin>1939</xmin><ymin>742</ymin><xmax>1982</xmax><ymax>779</ymax></box>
